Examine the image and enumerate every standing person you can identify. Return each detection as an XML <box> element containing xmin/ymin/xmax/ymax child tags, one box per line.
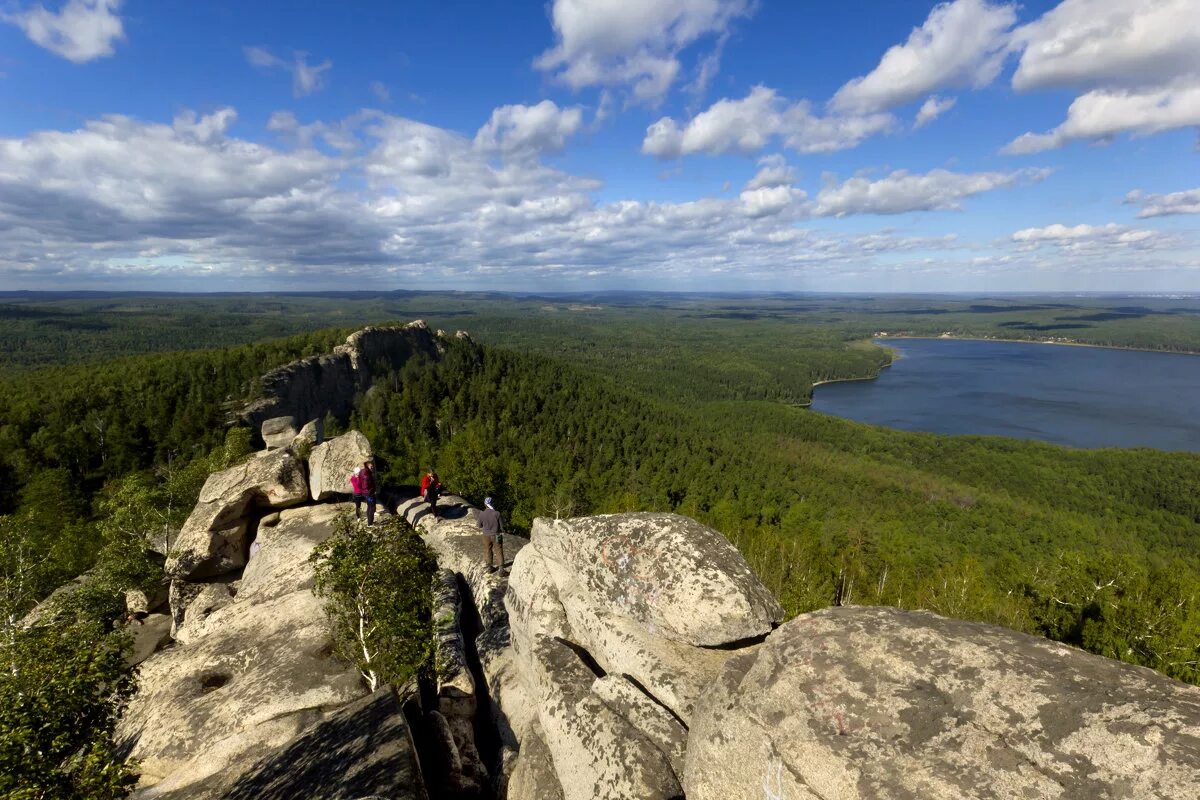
<box><xmin>423</xmin><ymin>471</ymin><xmax>442</xmax><ymax>519</ymax></box>
<box><xmin>478</xmin><ymin>496</ymin><xmax>505</xmax><ymax>573</ymax></box>
<box><xmin>350</xmin><ymin>467</ymin><xmax>366</xmax><ymax>518</ymax></box>
<box><xmin>359</xmin><ymin>460</ymin><xmax>378</xmax><ymax>525</ymax></box>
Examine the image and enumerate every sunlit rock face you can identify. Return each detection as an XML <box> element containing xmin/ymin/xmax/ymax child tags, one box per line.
<box><xmin>684</xmin><ymin>606</ymin><xmax>1200</xmax><ymax>800</ymax></box>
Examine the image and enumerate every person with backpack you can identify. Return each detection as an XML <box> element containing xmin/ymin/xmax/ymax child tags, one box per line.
<box><xmin>351</xmin><ymin>460</ymin><xmax>377</xmax><ymax>525</ymax></box>
<box><xmin>478</xmin><ymin>496</ymin><xmax>505</xmax><ymax>573</ymax></box>
<box><xmin>421</xmin><ymin>470</ymin><xmax>442</xmax><ymax>519</ymax></box>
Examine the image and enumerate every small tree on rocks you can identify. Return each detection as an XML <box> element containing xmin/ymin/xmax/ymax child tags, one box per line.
<box><xmin>310</xmin><ymin>514</ymin><xmax>437</xmax><ymax>690</ymax></box>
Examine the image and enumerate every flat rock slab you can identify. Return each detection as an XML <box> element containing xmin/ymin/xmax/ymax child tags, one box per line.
<box><xmin>531</xmin><ymin>513</ymin><xmax>782</xmax><ymax>647</ymax></box>
<box><xmin>122</xmin><ymin>504</ymin><xmax>366</xmax><ymax>796</ymax></box>
<box><xmin>175</xmin><ymin>689</ymin><xmax>430</xmax><ymax>800</ymax></box>
<box><xmin>685</xmin><ymin>606</ymin><xmax>1200</xmax><ymax>800</ymax></box>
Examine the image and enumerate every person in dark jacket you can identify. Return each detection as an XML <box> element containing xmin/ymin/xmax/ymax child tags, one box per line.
<box><xmin>422</xmin><ymin>471</ymin><xmax>442</xmax><ymax>518</ymax></box>
<box><xmin>478</xmin><ymin>496</ymin><xmax>505</xmax><ymax>572</ymax></box>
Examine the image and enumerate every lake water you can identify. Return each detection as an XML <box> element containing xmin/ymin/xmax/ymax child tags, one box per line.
<box><xmin>811</xmin><ymin>338</ymin><xmax>1200</xmax><ymax>452</ymax></box>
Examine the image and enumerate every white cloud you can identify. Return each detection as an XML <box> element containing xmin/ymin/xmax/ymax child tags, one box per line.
<box><xmin>1002</xmin><ymin>80</ymin><xmax>1200</xmax><ymax>154</ymax></box>
<box><xmin>744</xmin><ymin>154</ymin><xmax>795</xmax><ymax>191</ymax></box>
<box><xmin>474</xmin><ymin>100</ymin><xmax>584</xmax><ymax>159</ymax></box>
<box><xmin>830</xmin><ymin>0</ymin><xmax>1016</xmax><ymax>114</ymax></box>
<box><xmin>813</xmin><ymin>167</ymin><xmax>1047</xmax><ymax>217</ymax></box>
<box><xmin>643</xmin><ymin>85</ymin><xmax>894</xmax><ymax>158</ymax></box>
<box><xmin>1011</xmin><ymin>222</ymin><xmax>1165</xmax><ymax>250</ymax></box>
<box><xmin>1012</xmin><ymin>0</ymin><xmax>1200</xmax><ymax>92</ymax></box>
<box><xmin>535</xmin><ymin>0</ymin><xmax>753</xmax><ymax>104</ymax></box>
<box><xmin>1125</xmin><ymin>188</ymin><xmax>1200</xmax><ymax>218</ymax></box>
<box><xmin>244</xmin><ymin>46</ymin><xmax>332</xmax><ymax>97</ymax></box>
<box><xmin>914</xmin><ymin>96</ymin><xmax>956</xmax><ymax>128</ymax></box>
<box><xmin>1006</xmin><ymin>0</ymin><xmax>1200</xmax><ymax>152</ymax></box>
<box><xmin>0</xmin><ymin>106</ymin><xmax>1189</xmax><ymax>291</ymax></box>
<box><xmin>739</xmin><ymin>184</ymin><xmax>805</xmax><ymax>218</ymax></box>
<box><xmin>4</xmin><ymin>0</ymin><xmax>124</xmax><ymax>63</ymax></box>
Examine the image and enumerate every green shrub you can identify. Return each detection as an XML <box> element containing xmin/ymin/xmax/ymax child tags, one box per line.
<box><xmin>0</xmin><ymin>621</ymin><xmax>137</xmax><ymax>799</ymax></box>
<box><xmin>310</xmin><ymin>514</ymin><xmax>438</xmax><ymax>690</ymax></box>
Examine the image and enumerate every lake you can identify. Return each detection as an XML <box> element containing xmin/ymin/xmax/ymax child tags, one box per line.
<box><xmin>811</xmin><ymin>338</ymin><xmax>1200</xmax><ymax>452</ymax></box>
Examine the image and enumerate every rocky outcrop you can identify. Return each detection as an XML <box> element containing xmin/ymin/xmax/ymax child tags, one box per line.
<box><xmin>240</xmin><ymin>322</ymin><xmax>442</xmax><ymax>444</ymax></box>
<box><xmin>166</xmin><ymin>448</ymin><xmax>308</xmax><ymax>580</ymax></box>
<box><xmin>120</xmin><ymin>503</ymin><xmax>367</xmax><ymax>798</ymax></box>
<box><xmin>307</xmin><ymin>430</ymin><xmax>373</xmax><ymax>501</ymax></box>
<box><xmin>502</xmin><ymin>513</ymin><xmax>779</xmax><ymax>799</ymax></box>
<box><xmin>684</xmin><ymin>606</ymin><xmax>1200</xmax><ymax>800</ymax></box>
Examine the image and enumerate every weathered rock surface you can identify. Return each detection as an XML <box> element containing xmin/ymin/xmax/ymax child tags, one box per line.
<box><xmin>191</xmin><ymin>689</ymin><xmax>429</xmax><ymax>800</ymax></box>
<box><xmin>127</xmin><ymin>613</ymin><xmax>173</xmax><ymax>666</ymax></box>
<box><xmin>685</xmin><ymin>606</ymin><xmax>1200</xmax><ymax>800</ymax></box>
<box><xmin>166</xmin><ymin>448</ymin><xmax>309</xmax><ymax>579</ymax></box>
<box><xmin>172</xmin><ymin>581</ymin><xmax>236</xmax><ymax>644</ymax></box>
<box><xmin>503</xmin><ymin>512</ymin><xmax>777</xmax><ymax>798</ymax></box>
<box><xmin>308</xmin><ymin>430</ymin><xmax>373</xmax><ymax>501</ymax></box>
<box><xmin>506</xmin><ymin>722</ymin><xmax>564</xmax><ymax>800</ymax></box>
<box><xmin>240</xmin><ymin>322</ymin><xmax>442</xmax><ymax>443</ymax></box>
<box><xmin>526</xmin><ymin>635</ymin><xmax>683</xmax><ymax>800</ymax></box>
<box><xmin>121</xmin><ymin>504</ymin><xmax>367</xmax><ymax>798</ymax></box>
<box><xmin>259</xmin><ymin>416</ymin><xmax>298</xmax><ymax>450</ymax></box>
<box><xmin>531</xmin><ymin>513</ymin><xmax>782</xmax><ymax>646</ymax></box>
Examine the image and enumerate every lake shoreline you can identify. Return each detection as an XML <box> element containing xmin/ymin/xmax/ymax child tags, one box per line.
<box><xmin>882</xmin><ymin>335</ymin><xmax>1200</xmax><ymax>358</ymax></box>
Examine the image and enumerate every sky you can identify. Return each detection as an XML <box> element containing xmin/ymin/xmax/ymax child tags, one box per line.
<box><xmin>0</xmin><ymin>0</ymin><xmax>1197</xmax><ymax>293</ymax></box>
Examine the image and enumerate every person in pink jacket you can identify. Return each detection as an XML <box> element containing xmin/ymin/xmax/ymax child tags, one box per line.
<box><xmin>350</xmin><ymin>461</ymin><xmax>377</xmax><ymax>524</ymax></box>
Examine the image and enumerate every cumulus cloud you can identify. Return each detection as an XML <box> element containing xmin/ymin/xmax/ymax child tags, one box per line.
<box><xmin>830</xmin><ymin>0</ymin><xmax>1016</xmax><ymax>114</ymax></box>
<box><xmin>1006</xmin><ymin>0</ymin><xmax>1200</xmax><ymax>152</ymax></box>
<box><xmin>1011</xmin><ymin>222</ymin><xmax>1163</xmax><ymax>248</ymax></box>
<box><xmin>474</xmin><ymin>100</ymin><xmax>584</xmax><ymax>159</ymax></box>
<box><xmin>1125</xmin><ymin>188</ymin><xmax>1200</xmax><ymax>218</ymax></box>
<box><xmin>2</xmin><ymin>105</ymin><xmax>1023</xmax><ymax>288</ymax></box>
<box><xmin>813</xmin><ymin>167</ymin><xmax>1047</xmax><ymax>217</ymax></box>
<box><xmin>535</xmin><ymin>0</ymin><xmax>753</xmax><ymax>104</ymax></box>
<box><xmin>1012</xmin><ymin>0</ymin><xmax>1200</xmax><ymax>92</ymax></box>
<box><xmin>3</xmin><ymin>0</ymin><xmax>124</xmax><ymax>63</ymax></box>
<box><xmin>1002</xmin><ymin>80</ymin><xmax>1200</xmax><ymax>154</ymax></box>
<box><xmin>743</xmin><ymin>154</ymin><xmax>796</xmax><ymax>191</ymax></box>
<box><xmin>643</xmin><ymin>86</ymin><xmax>894</xmax><ymax>158</ymax></box>
<box><xmin>914</xmin><ymin>96</ymin><xmax>956</xmax><ymax>128</ymax></box>
<box><xmin>244</xmin><ymin>46</ymin><xmax>332</xmax><ymax>97</ymax></box>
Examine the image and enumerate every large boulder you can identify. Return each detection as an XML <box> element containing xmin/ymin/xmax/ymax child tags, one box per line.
<box><xmin>121</xmin><ymin>504</ymin><xmax>367</xmax><ymax>798</ymax></box>
<box><xmin>307</xmin><ymin>430</ymin><xmax>373</xmax><ymax>501</ymax></box>
<box><xmin>166</xmin><ymin>449</ymin><xmax>309</xmax><ymax>579</ymax></box>
<box><xmin>260</xmin><ymin>416</ymin><xmax>298</xmax><ymax>450</ymax></box>
<box><xmin>684</xmin><ymin>606</ymin><xmax>1200</xmax><ymax>800</ymax></box>
<box><xmin>531</xmin><ymin>513</ymin><xmax>782</xmax><ymax>646</ymax></box>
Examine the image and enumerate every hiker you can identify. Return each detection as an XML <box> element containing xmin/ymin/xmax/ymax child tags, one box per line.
<box><xmin>351</xmin><ymin>461</ymin><xmax>377</xmax><ymax>525</ymax></box>
<box><xmin>421</xmin><ymin>470</ymin><xmax>442</xmax><ymax>518</ymax></box>
<box><xmin>478</xmin><ymin>496</ymin><xmax>505</xmax><ymax>572</ymax></box>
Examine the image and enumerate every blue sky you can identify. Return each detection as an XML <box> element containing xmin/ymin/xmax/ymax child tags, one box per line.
<box><xmin>0</xmin><ymin>0</ymin><xmax>1197</xmax><ymax>292</ymax></box>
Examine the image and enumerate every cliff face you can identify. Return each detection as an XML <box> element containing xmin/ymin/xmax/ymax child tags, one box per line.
<box><xmin>117</xmin><ymin>324</ymin><xmax>1200</xmax><ymax>800</ymax></box>
<box><xmin>239</xmin><ymin>321</ymin><xmax>444</xmax><ymax>443</ymax></box>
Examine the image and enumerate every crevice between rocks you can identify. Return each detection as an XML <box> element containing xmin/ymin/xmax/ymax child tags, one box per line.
<box><xmin>621</xmin><ymin>673</ymin><xmax>688</xmax><ymax>731</ymax></box>
<box><xmin>455</xmin><ymin>573</ymin><xmax>502</xmax><ymax>799</ymax></box>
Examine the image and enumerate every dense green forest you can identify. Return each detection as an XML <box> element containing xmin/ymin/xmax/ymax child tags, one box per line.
<box><xmin>2</xmin><ymin>293</ymin><xmax>1199</xmax><ymax>793</ymax></box>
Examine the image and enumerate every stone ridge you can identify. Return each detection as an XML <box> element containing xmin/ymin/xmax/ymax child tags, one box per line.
<box><xmin>240</xmin><ymin>321</ymin><xmax>444</xmax><ymax>444</ymax></box>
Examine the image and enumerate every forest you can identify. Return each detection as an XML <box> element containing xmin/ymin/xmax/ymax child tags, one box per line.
<box><xmin>2</xmin><ymin>293</ymin><xmax>1199</xmax><ymax>793</ymax></box>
